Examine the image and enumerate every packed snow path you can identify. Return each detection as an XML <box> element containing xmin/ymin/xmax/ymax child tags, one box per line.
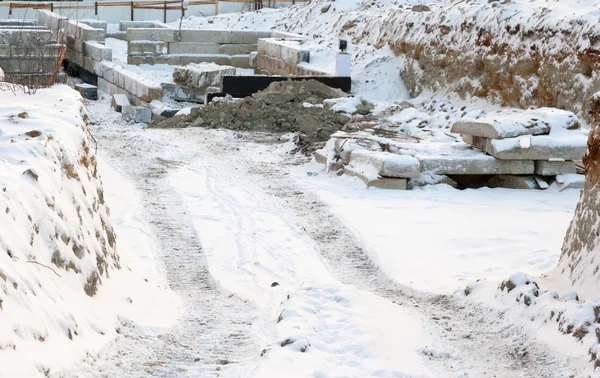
<box><xmin>83</xmin><ymin>99</ymin><xmax>587</xmax><ymax>377</ymax></box>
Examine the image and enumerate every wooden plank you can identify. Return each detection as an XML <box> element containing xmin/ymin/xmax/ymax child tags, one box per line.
<box><xmin>220</xmin><ymin>75</ymin><xmax>352</xmax><ymax>95</ymax></box>
<box><xmin>133</xmin><ymin>5</ymin><xmax>181</xmax><ymax>9</ymax></box>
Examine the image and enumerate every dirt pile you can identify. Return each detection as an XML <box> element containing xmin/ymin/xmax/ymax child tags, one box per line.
<box><xmin>153</xmin><ymin>80</ymin><xmax>350</xmax><ymax>151</ymax></box>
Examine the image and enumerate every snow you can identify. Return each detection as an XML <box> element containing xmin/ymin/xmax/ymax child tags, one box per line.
<box><xmin>295</xmin><ymin>163</ymin><xmax>581</xmax><ymax>294</ymax></box>
<box><xmin>0</xmin><ymin>86</ymin><xmax>178</xmax><ymax>376</ymax></box>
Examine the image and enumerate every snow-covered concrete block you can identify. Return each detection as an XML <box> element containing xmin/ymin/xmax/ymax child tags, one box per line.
<box><xmin>127</xmin><ymin>28</ymin><xmax>177</xmax><ymax>43</ymax></box>
<box><xmin>119</xmin><ymin>21</ymin><xmax>168</xmax><ymax>31</ymax></box>
<box><xmin>270</xmin><ymin>30</ymin><xmax>307</xmax><ymax>39</ymax></box>
<box><xmin>83</xmin><ymin>41</ymin><xmax>112</xmax><ymax>62</ymax></box>
<box><xmin>452</xmin><ymin>108</ymin><xmax>580</xmax><ymax>139</ymax></box>
<box><xmin>556</xmin><ymin>173</ymin><xmax>585</xmax><ymax>192</ymax></box>
<box><xmin>74</xmin><ymin>83</ymin><xmax>98</xmax><ymax>100</ymax></box>
<box><xmin>111</xmin><ymin>93</ymin><xmax>130</xmax><ymax>112</ymax></box>
<box><xmin>349</xmin><ymin>149</ymin><xmax>421</xmax><ymax>178</ymax></box>
<box><xmin>220</xmin><ymin>44</ymin><xmax>257</xmax><ymax>55</ymax></box>
<box><xmin>487</xmin><ymin>175</ymin><xmax>540</xmax><ymax>189</ymax></box>
<box><xmin>343</xmin><ymin>166</ymin><xmax>407</xmax><ymax>190</ymax></box>
<box><xmin>465</xmin><ymin>134</ymin><xmax>587</xmax><ymax>160</ymax></box>
<box><xmin>168</xmin><ymin>42</ymin><xmax>220</xmax><ymax>54</ymax></box>
<box><xmin>419</xmin><ymin>155</ymin><xmax>534</xmax><ymax>175</ymax></box>
<box><xmin>173</xmin><ymin>63</ymin><xmax>235</xmax><ymax>90</ymax></box>
<box><xmin>80</xmin><ymin>19</ymin><xmax>107</xmax><ymax>31</ymax></box>
<box><xmin>534</xmin><ymin>160</ymin><xmax>577</xmax><ymax>176</ymax></box>
<box><xmin>122</xmin><ymin>105</ymin><xmax>152</xmax><ymax>123</ymax></box>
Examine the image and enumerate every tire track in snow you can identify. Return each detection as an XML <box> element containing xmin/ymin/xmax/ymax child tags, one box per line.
<box><xmin>82</xmin><ymin>111</ymin><xmax>257</xmax><ymax>377</ymax></box>
<box><xmin>195</xmin><ymin>133</ymin><xmax>587</xmax><ymax>378</ymax></box>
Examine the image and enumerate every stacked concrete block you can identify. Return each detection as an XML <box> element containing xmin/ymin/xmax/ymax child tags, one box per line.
<box><xmin>255</xmin><ymin>38</ymin><xmax>328</xmax><ymax>76</ymax></box>
<box><xmin>0</xmin><ymin>27</ymin><xmax>61</xmax><ymax>75</ymax></box>
<box><xmin>451</xmin><ymin>108</ymin><xmax>587</xmax><ymax>188</ymax></box>
<box><xmin>125</xmin><ymin>28</ymin><xmax>269</xmax><ymax>68</ymax></box>
<box><xmin>96</xmin><ymin>61</ymin><xmax>162</xmax><ymax>104</ymax></box>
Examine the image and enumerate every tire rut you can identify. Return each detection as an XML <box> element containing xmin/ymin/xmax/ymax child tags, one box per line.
<box><xmin>83</xmin><ymin>121</ymin><xmax>257</xmax><ymax>377</ymax></box>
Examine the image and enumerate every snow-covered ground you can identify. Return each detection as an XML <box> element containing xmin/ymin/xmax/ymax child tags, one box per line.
<box><xmin>0</xmin><ymin>87</ymin><xmax>179</xmax><ymax>376</ymax></box>
<box><xmin>63</xmin><ymin>95</ymin><xmax>590</xmax><ymax>377</ymax></box>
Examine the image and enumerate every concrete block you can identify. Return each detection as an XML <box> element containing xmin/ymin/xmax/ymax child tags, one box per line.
<box><xmin>83</xmin><ymin>56</ymin><xmax>95</xmax><ymax>73</ymax></box>
<box><xmin>349</xmin><ymin>149</ymin><xmax>421</xmax><ymax>178</ymax></box>
<box><xmin>180</xmin><ymin>29</ymin><xmax>233</xmax><ymax>44</ymax></box>
<box><xmin>343</xmin><ymin>166</ymin><xmax>407</xmax><ymax>190</ymax></box>
<box><xmin>452</xmin><ymin>109</ymin><xmax>579</xmax><ymax>139</ymax></box>
<box><xmin>120</xmin><ymin>21</ymin><xmax>160</xmax><ymax>31</ymax></box>
<box><xmin>556</xmin><ymin>174</ymin><xmax>585</xmax><ymax>192</ymax></box>
<box><xmin>463</xmin><ymin>134</ymin><xmax>587</xmax><ymax>161</ymax></box>
<box><xmin>111</xmin><ymin>93</ymin><xmax>130</xmax><ymax>112</ymax></box>
<box><xmin>173</xmin><ymin>63</ymin><xmax>235</xmax><ymax>89</ymax></box>
<box><xmin>419</xmin><ymin>155</ymin><xmax>534</xmax><ymax>175</ymax></box>
<box><xmin>231</xmin><ymin>54</ymin><xmax>251</xmax><ymax>68</ymax></box>
<box><xmin>10</xmin><ymin>44</ymin><xmax>61</xmax><ymax>58</ymax></box>
<box><xmin>242</xmin><ymin>31</ymin><xmax>272</xmax><ymax>44</ymax></box>
<box><xmin>80</xmin><ymin>19</ymin><xmax>107</xmax><ymax>31</ymax></box>
<box><xmin>487</xmin><ymin>175</ymin><xmax>540</xmax><ymax>189</ymax></box>
<box><xmin>171</xmin><ymin>84</ymin><xmax>206</xmax><ymax>103</ymax></box>
<box><xmin>178</xmin><ymin>54</ymin><xmax>232</xmax><ymax>66</ymax></box>
<box><xmin>257</xmin><ymin>39</ymin><xmax>281</xmax><ymax>58</ymax></box>
<box><xmin>0</xmin><ymin>45</ymin><xmax>9</xmax><ymax>57</ymax></box>
<box><xmin>280</xmin><ymin>44</ymin><xmax>309</xmax><ymax>64</ymax></box>
<box><xmin>0</xmin><ymin>29</ymin><xmax>53</xmax><ymax>45</ymax></box>
<box><xmin>122</xmin><ymin>105</ymin><xmax>152</xmax><ymax>123</ymax></box>
<box><xmin>66</xmin><ymin>36</ymin><xmax>84</xmax><ymax>53</ymax></box>
<box><xmin>535</xmin><ymin>160</ymin><xmax>577</xmax><ymax>176</ymax></box>
<box><xmin>83</xmin><ymin>41</ymin><xmax>112</xmax><ymax>62</ymax></box>
<box><xmin>127</xmin><ymin>28</ymin><xmax>177</xmax><ymax>42</ymax></box>
<box><xmin>249</xmin><ymin>51</ymin><xmax>258</xmax><ymax>68</ymax></box>
<box><xmin>220</xmin><ymin>44</ymin><xmax>257</xmax><ymax>55</ymax></box>
<box><xmin>75</xmin><ymin>83</ymin><xmax>98</xmax><ymax>100</ymax></box>
<box><xmin>270</xmin><ymin>30</ymin><xmax>307</xmax><ymax>39</ymax></box>
<box><xmin>168</xmin><ymin>42</ymin><xmax>220</xmax><ymax>54</ymax></box>
<box><xmin>128</xmin><ymin>40</ymin><xmax>165</xmax><ymax>56</ymax></box>
<box><xmin>0</xmin><ymin>57</ymin><xmax>51</xmax><ymax>73</ymax></box>
<box><xmin>107</xmin><ymin>31</ymin><xmax>127</xmax><ymax>41</ymax></box>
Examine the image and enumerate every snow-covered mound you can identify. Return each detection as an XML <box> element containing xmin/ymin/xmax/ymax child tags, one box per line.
<box><xmin>0</xmin><ymin>86</ymin><xmax>120</xmax><ymax>376</ymax></box>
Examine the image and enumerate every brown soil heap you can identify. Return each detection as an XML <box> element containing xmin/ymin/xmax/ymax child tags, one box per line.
<box><xmin>153</xmin><ymin>80</ymin><xmax>350</xmax><ymax>146</ymax></box>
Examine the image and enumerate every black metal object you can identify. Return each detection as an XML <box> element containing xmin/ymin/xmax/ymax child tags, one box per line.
<box><xmin>219</xmin><ymin>75</ymin><xmax>352</xmax><ymax>97</ymax></box>
<box><xmin>339</xmin><ymin>39</ymin><xmax>347</xmax><ymax>52</ymax></box>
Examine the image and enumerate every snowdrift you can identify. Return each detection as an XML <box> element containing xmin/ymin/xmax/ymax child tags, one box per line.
<box><xmin>0</xmin><ymin>86</ymin><xmax>119</xmax><ymax>376</ymax></box>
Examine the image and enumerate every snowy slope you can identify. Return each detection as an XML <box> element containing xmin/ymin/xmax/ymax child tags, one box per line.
<box><xmin>0</xmin><ymin>86</ymin><xmax>179</xmax><ymax>377</ymax></box>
